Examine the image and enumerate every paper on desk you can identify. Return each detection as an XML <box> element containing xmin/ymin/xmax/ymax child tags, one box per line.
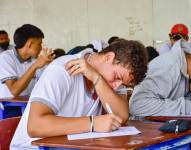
<box><xmin>67</xmin><ymin>126</ymin><xmax>141</xmax><ymax>140</ymax></box>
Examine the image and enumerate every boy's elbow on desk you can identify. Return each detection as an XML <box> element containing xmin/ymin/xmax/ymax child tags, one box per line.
<box><xmin>118</xmin><ymin>108</ymin><xmax>129</xmax><ymax>124</ymax></box>
<box><xmin>121</xmin><ymin>114</ymin><xmax>129</xmax><ymax>124</ymax></box>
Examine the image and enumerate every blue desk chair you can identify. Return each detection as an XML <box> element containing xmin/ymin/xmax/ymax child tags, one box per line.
<box><xmin>0</xmin><ymin>96</ymin><xmax>28</xmax><ymax>119</ymax></box>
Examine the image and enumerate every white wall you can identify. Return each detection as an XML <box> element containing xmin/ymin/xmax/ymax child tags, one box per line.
<box><xmin>0</xmin><ymin>0</ymin><xmax>153</xmax><ymax>51</ymax></box>
<box><xmin>153</xmin><ymin>0</ymin><xmax>191</xmax><ymax>49</ymax></box>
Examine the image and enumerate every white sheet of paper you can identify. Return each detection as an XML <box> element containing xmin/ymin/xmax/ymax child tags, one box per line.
<box><xmin>67</xmin><ymin>126</ymin><xmax>141</xmax><ymax>140</ymax></box>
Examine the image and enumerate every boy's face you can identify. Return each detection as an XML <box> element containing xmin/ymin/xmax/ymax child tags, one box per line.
<box><xmin>102</xmin><ymin>63</ymin><xmax>133</xmax><ymax>90</ymax></box>
<box><xmin>0</xmin><ymin>33</ymin><xmax>9</xmax><ymax>43</ymax></box>
<box><xmin>98</xmin><ymin>53</ymin><xmax>134</xmax><ymax>90</ymax></box>
<box><xmin>29</xmin><ymin>38</ymin><xmax>42</xmax><ymax>58</ymax></box>
<box><xmin>0</xmin><ymin>33</ymin><xmax>10</xmax><ymax>50</ymax></box>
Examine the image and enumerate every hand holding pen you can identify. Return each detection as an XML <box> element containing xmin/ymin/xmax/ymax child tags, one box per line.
<box><xmin>92</xmin><ymin>103</ymin><xmax>123</xmax><ymax>132</ymax></box>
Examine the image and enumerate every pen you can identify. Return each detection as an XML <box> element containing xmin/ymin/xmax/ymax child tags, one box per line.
<box><xmin>105</xmin><ymin>103</ymin><xmax>113</xmax><ymax>114</ymax></box>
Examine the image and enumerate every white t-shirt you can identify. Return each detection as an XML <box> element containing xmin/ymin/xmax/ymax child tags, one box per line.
<box><xmin>0</xmin><ymin>48</ymin><xmax>36</xmax><ymax>98</ymax></box>
<box><xmin>10</xmin><ymin>54</ymin><xmax>102</xmax><ymax>150</ymax></box>
<box><xmin>90</xmin><ymin>40</ymin><xmax>108</xmax><ymax>52</ymax></box>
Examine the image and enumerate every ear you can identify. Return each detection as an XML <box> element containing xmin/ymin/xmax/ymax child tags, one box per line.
<box><xmin>104</xmin><ymin>52</ymin><xmax>115</xmax><ymax>63</ymax></box>
<box><xmin>25</xmin><ymin>39</ymin><xmax>32</xmax><ymax>49</ymax></box>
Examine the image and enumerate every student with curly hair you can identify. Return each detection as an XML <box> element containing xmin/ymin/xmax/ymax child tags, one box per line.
<box><xmin>11</xmin><ymin>39</ymin><xmax>148</xmax><ymax>150</ymax></box>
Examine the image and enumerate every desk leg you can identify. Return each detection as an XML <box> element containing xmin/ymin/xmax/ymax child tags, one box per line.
<box><xmin>21</xmin><ymin>106</ymin><xmax>26</xmax><ymax>114</ymax></box>
<box><xmin>0</xmin><ymin>109</ymin><xmax>3</xmax><ymax>119</ymax></box>
<box><xmin>0</xmin><ymin>102</ymin><xmax>4</xmax><ymax>119</ymax></box>
<box><xmin>39</xmin><ymin>146</ymin><xmax>49</xmax><ymax>150</ymax></box>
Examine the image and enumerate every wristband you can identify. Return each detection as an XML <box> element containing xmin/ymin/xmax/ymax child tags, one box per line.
<box><xmin>89</xmin><ymin>115</ymin><xmax>94</xmax><ymax>132</ymax></box>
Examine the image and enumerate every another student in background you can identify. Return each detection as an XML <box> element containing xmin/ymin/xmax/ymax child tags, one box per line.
<box><xmin>36</xmin><ymin>48</ymin><xmax>66</xmax><ymax>80</ymax></box>
<box><xmin>108</xmin><ymin>36</ymin><xmax>119</xmax><ymax>45</ymax></box>
<box><xmin>159</xmin><ymin>24</ymin><xmax>189</xmax><ymax>55</ymax></box>
<box><xmin>11</xmin><ymin>39</ymin><xmax>148</xmax><ymax>149</ymax></box>
<box><xmin>0</xmin><ymin>24</ymin><xmax>54</xmax><ymax>98</ymax></box>
<box><xmin>53</xmin><ymin>48</ymin><xmax>66</xmax><ymax>59</ymax></box>
<box><xmin>146</xmin><ymin>46</ymin><xmax>159</xmax><ymax>62</ymax></box>
<box><xmin>0</xmin><ymin>30</ymin><xmax>14</xmax><ymax>53</ymax></box>
<box><xmin>130</xmin><ymin>39</ymin><xmax>191</xmax><ymax>117</ymax></box>
<box><xmin>67</xmin><ymin>36</ymin><xmax>120</xmax><ymax>56</ymax></box>
<box><xmin>67</xmin><ymin>44</ymin><xmax>97</xmax><ymax>55</ymax></box>
<box><xmin>90</xmin><ymin>36</ymin><xmax>120</xmax><ymax>52</ymax></box>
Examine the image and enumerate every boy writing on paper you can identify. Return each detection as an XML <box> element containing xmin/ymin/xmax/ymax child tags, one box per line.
<box><xmin>11</xmin><ymin>39</ymin><xmax>148</xmax><ymax>149</ymax></box>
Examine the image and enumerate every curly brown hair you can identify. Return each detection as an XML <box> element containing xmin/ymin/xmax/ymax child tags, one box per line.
<box><xmin>99</xmin><ymin>39</ymin><xmax>148</xmax><ymax>86</ymax></box>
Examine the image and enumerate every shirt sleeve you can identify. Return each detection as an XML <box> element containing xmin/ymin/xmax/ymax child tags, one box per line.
<box><xmin>158</xmin><ymin>43</ymin><xmax>171</xmax><ymax>55</ymax></box>
<box><xmin>30</xmin><ymin>65</ymin><xmax>72</xmax><ymax>114</ymax></box>
<box><xmin>0</xmin><ymin>53</ymin><xmax>18</xmax><ymax>83</ymax></box>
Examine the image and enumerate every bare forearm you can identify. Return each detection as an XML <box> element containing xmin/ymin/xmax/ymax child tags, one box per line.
<box><xmin>28</xmin><ymin>115</ymin><xmax>90</xmax><ymax>138</ymax></box>
<box><xmin>95</xmin><ymin>76</ymin><xmax>129</xmax><ymax>123</ymax></box>
<box><xmin>7</xmin><ymin>64</ymin><xmax>37</xmax><ymax>96</ymax></box>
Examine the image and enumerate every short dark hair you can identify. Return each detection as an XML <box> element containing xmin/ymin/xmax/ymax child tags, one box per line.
<box><xmin>99</xmin><ymin>39</ymin><xmax>148</xmax><ymax>86</ymax></box>
<box><xmin>53</xmin><ymin>48</ymin><xmax>66</xmax><ymax>59</ymax></box>
<box><xmin>14</xmin><ymin>24</ymin><xmax>44</xmax><ymax>49</ymax></box>
<box><xmin>0</xmin><ymin>30</ymin><xmax>8</xmax><ymax>35</ymax></box>
<box><xmin>169</xmin><ymin>33</ymin><xmax>188</xmax><ymax>41</ymax></box>
<box><xmin>108</xmin><ymin>36</ymin><xmax>119</xmax><ymax>44</ymax></box>
<box><xmin>146</xmin><ymin>46</ymin><xmax>159</xmax><ymax>62</ymax></box>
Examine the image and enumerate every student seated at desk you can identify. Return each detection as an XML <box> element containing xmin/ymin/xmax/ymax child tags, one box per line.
<box><xmin>158</xmin><ymin>23</ymin><xmax>189</xmax><ymax>55</ymax></box>
<box><xmin>0</xmin><ymin>24</ymin><xmax>54</xmax><ymax>98</ymax></box>
<box><xmin>10</xmin><ymin>39</ymin><xmax>148</xmax><ymax>150</ymax></box>
<box><xmin>0</xmin><ymin>30</ymin><xmax>14</xmax><ymax>53</ymax></box>
<box><xmin>130</xmin><ymin>39</ymin><xmax>191</xmax><ymax>118</ymax></box>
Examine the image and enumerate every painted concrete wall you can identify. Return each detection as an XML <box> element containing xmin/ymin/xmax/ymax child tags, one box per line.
<box><xmin>0</xmin><ymin>0</ymin><xmax>153</xmax><ymax>51</ymax></box>
<box><xmin>2</xmin><ymin>0</ymin><xmax>190</xmax><ymax>51</ymax></box>
<box><xmin>153</xmin><ymin>0</ymin><xmax>191</xmax><ymax>49</ymax></box>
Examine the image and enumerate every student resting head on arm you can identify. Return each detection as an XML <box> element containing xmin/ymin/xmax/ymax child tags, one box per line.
<box><xmin>10</xmin><ymin>39</ymin><xmax>148</xmax><ymax>150</ymax></box>
<box><xmin>130</xmin><ymin>39</ymin><xmax>191</xmax><ymax>118</ymax></box>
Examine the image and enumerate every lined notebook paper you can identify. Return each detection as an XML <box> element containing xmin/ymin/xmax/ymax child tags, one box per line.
<box><xmin>67</xmin><ymin>126</ymin><xmax>141</xmax><ymax>140</ymax></box>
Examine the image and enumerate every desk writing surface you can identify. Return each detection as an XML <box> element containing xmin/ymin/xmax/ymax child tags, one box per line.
<box><xmin>145</xmin><ymin>116</ymin><xmax>191</xmax><ymax>122</ymax></box>
<box><xmin>0</xmin><ymin>96</ymin><xmax>29</xmax><ymax>103</ymax></box>
<box><xmin>32</xmin><ymin>120</ymin><xmax>191</xmax><ymax>150</ymax></box>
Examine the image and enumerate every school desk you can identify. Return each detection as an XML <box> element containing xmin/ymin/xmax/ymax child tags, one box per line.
<box><xmin>32</xmin><ymin>120</ymin><xmax>191</xmax><ymax>150</ymax></box>
<box><xmin>145</xmin><ymin>116</ymin><xmax>191</xmax><ymax>122</ymax></box>
<box><xmin>0</xmin><ymin>96</ymin><xmax>29</xmax><ymax>119</ymax></box>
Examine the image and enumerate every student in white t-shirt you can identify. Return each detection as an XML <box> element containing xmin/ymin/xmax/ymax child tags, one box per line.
<box><xmin>0</xmin><ymin>24</ymin><xmax>54</xmax><ymax>98</ymax></box>
<box><xmin>11</xmin><ymin>39</ymin><xmax>148</xmax><ymax>150</ymax></box>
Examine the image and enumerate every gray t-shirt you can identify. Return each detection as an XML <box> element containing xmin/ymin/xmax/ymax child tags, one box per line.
<box><xmin>130</xmin><ymin>40</ymin><xmax>191</xmax><ymax>117</ymax></box>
